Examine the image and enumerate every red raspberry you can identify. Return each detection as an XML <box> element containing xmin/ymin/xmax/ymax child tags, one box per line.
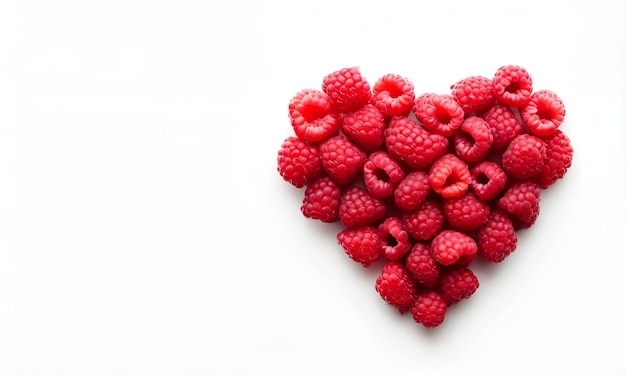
<box><xmin>443</xmin><ymin>192</ymin><xmax>490</xmax><ymax>232</ymax></box>
<box><xmin>402</xmin><ymin>200</ymin><xmax>445</xmax><ymax>241</ymax></box>
<box><xmin>482</xmin><ymin>103</ymin><xmax>525</xmax><ymax>150</ymax></box>
<box><xmin>385</xmin><ymin>117</ymin><xmax>449</xmax><ymax>171</ymax></box>
<box><xmin>477</xmin><ymin>209</ymin><xmax>517</xmax><ymax>262</ymax></box>
<box><xmin>393</xmin><ymin>171</ymin><xmax>430</xmax><ymax>212</ymax></box>
<box><xmin>319</xmin><ymin>135</ymin><xmax>367</xmax><ymax>185</ymax></box>
<box><xmin>439</xmin><ymin>267</ymin><xmax>479</xmax><ymax>305</ymax></box>
<box><xmin>322</xmin><ymin>67</ymin><xmax>371</xmax><ymax>113</ymax></box>
<box><xmin>428</xmin><ymin>154</ymin><xmax>471</xmax><ymax>198</ymax></box>
<box><xmin>363</xmin><ymin>151</ymin><xmax>405</xmax><ymax>199</ymax></box>
<box><xmin>405</xmin><ymin>243</ymin><xmax>440</xmax><ymax>287</ymax></box>
<box><xmin>412</xmin><ymin>93</ymin><xmax>464</xmax><ymax>137</ymax></box>
<box><xmin>370</xmin><ymin>74</ymin><xmax>415</xmax><ymax>117</ymax></box>
<box><xmin>454</xmin><ymin>252</ymin><xmax>477</xmax><ymax>269</ymax></box>
<box><xmin>375</xmin><ymin>261</ymin><xmax>417</xmax><ymax>313</ymax></box>
<box><xmin>411</xmin><ymin>291</ymin><xmax>447</xmax><ymax>328</ymax></box>
<box><xmin>431</xmin><ymin>230</ymin><xmax>478</xmax><ymax>266</ymax></box>
<box><xmin>277</xmin><ymin>136</ymin><xmax>322</xmax><ymax>188</ymax></box>
<box><xmin>288</xmin><ymin>89</ymin><xmax>339</xmax><ymax>143</ymax></box>
<box><xmin>469</xmin><ymin>161</ymin><xmax>507</xmax><ymax>201</ymax></box>
<box><xmin>378</xmin><ymin>217</ymin><xmax>411</xmax><ymax>261</ymax></box>
<box><xmin>502</xmin><ymin>134</ymin><xmax>547</xmax><ymax>180</ymax></box>
<box><xmin>537</xmin><ymin>130</ymin><xmax>574</xmax><ymax>189</ymax></box>
<box><xmin>450</xmin><ymin>75</ymin><xmax>496</xmax><ymax>116</ymax></box>
<box><xmin>497</xmin><ymin>181</ymin><xmax>541</xmax><ymax>229</ymax></box>
<box><xmin>522</xmin><ymin>89</ymin><xmax>566</xmax><ymax>137</ymax></box>
<box><xmin>340</xmin><ymin>104</ymin><xmax>386</xmax><ymax>152</ymax></box>
<box><xmin>300</xmin><ymin>176</ymin><xmax>342</xmax><ymax>222</ymax></box>
<box><xmin>339</xmin><ymin>187</ymin><xmax>386</xmax><ymax>228</ymax></box>
<box><xmin>492</xmin><ymin>65</ymin><xmax>533</xmax><ymax>107</ymax></box>
<box><xmin>337</xmin><ymin>226</ymin><xmax>382</xmax><ymax>267</ymax></box>
<box><xmin>454</xmin><ymin>116</ymin><xmax>493</xmax><ymax>163</ymax></box>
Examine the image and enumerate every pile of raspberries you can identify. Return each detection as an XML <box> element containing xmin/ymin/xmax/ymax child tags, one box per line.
<box><xmin>276</xmin><ymin>65</ymin><xmax>573</xmax><ymax>328</ymax></box>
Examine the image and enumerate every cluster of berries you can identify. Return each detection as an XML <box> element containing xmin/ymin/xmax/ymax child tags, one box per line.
<box><xmin>277</xmin><ymin>65</ymin><xmax>573</xmax><ymax>328</ymax></box>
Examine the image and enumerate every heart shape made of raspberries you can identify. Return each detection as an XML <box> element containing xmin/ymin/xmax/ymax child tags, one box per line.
<box><xmin>276</xmin><ymin>66</ymin><xmax>573</xmax><ymax>328</ymax></box>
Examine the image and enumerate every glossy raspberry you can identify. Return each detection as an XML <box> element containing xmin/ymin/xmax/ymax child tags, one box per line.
<box><xmin>370</xmin><ymin>74</ymin><xmax>415</xmax><ymax>117</ymax></box>
<box><xmin>378</xmin><ymin>217</ymin><xmax>411</xmax><ymax>261</ymax></box>
<box><xmin>522</xmin><ymin>90</ymin><xmax>566</xmax><ymax>137</ymax></box>
<box><xmin>405</xmin><ymin>243</ymin><xmax>440</xmax><ymax>287</ymax></box>
<box><xmin>502</xmin><ymin>134</ymin><xmax>547</xmax><ymax>180</ymax></box>
<box><xmin>363</xmin><ymin>151</ymin><xmax>405</xmax><ymax>199</ymax></box>
<box><xmin>537</xmin><ymin>130</ymin><xmax>574</xmax><ymax>189</ymax></box>
<box><xmin>492</xmin><ymin>65</ymin><xmax>533</xmax><ymax>107</ymax></box>
<box><xmin>412</xmin><ymin>93</ymin><xmax>464</xmax><ymax>137</ymax></box>
<box><xmin>450</xmin><ymin>75</ymin><xmax>496</xmax><ymax>115</ymax></box>
<box><xmin>385</xmin><ymin>117</ymin><xmax>449</xmax><ymax>170</ymax></box>
<box><xmin>375</xmin><ymin>261</ymin><xmax>417</xmax><ymax>313</ymax></box>
<box><xmin>431</xmin><ymin>230</ymin><xmax>478</xmax><ymax>266</ymax></box>
<box><xmin>339</xmin><ymin>187</ymin><xmax>386</xmax><ymax>228</ymax></box>
<box><xmin>482</xmin><ymin>103</ymin><xmax>525</xmax><ymax>150</ymax></box>
<box><xmin>337</xmin><ymin>226</ymin><xmax>382</xmax><ymax>267</ymax></box>
<box><xmin>443</xmin><ymin>192</ymin><xmax>490</xmax><ymax>232</ymax></box>
<box><xmin>428</xmin><ymin>154</ymin><xmax>470</xmax><ymax>198</ymax></box>
<box><xmin>469</xmin><ymin>161</ymin><xmax>507</xmax><ymax>201</ymax></box>
<box><xmin>340</xmin><ymin>104</ymin><xmax>386</xmax><ymax>152</ymax></box>
<box><xmin>497</xmin><ymin>181</ymin><xmax>541</xmax><ymax>229</ymax></box>
<box><xmin>393</xmin><ymin>171</ymin><xmax>430</xmax><ymax>212</ymax></box>
<box><xmin>322</xmin><ymin>67</ymin><xmax>371</xmax><ymax>113</ymax></box>
<box><xmin>300</xmin><ymin>176</ymin><xmax>341</xmax><ymax>222</ymax></box>
<box><xmin>454</xmin><ymin>116</ymin><xmax>493</xmax><ymax>163</ymax></box>
<box><xmin>319</xmin><ymin>135</ymin><xmax>366</xmax><ymax>185</ymax></box>
<box><xmin>402</xmin><ymin>200</ymin><xmax>445</xmax><ymax>241</ymax></box>
<box><xmin>411</xmin><ymin>291</ymin><xmax>447</xmax><ymax>328</ymax></box>
<box><xmin>439</xmin><ymin>267</ymin><xmax>479</xmax><ymax>305</ymax></box>
<box><xmin>478</xmin><ymin>209</ymin><xmax>517</xmax><ymax>262</ymax></box>
<box><xmin>288</xmin><ymin>89</ymin><xmax>339</xmax><ymax>143</ymax></box>
<box><xmin>277</xmin><ymin>136</ymin><xmax>322</xmax><ymax>188</ymax></box>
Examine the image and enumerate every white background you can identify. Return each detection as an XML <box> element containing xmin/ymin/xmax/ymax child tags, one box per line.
<box><xmin>0</xmin><ymin>0</ymin><xmax>624</xmax><ymax>376</ymax></box>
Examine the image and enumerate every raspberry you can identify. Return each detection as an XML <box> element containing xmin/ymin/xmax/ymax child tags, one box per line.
<box><xmin>477</xmin><ymin>209</ymin><xmax>517</xmax><ymax>262</ymax></box>
<box><xmin>454</xmin><ymin>252</ymin><xmax>477</xmax><ymax>269</ymax></box>
<box><xmin>337</xmin><ymin>226</ymin><xmax>382</xmax><ymax>267</ymax></box>
<box><xmin>428</xmin><ymin>154</ymin><xmax>471</xmax><ymax>198</ymax></box>
<box><xmin>288</xmin><ymin>89</ymin><xmax>339</xmax><ymax>143</ymax></box>
<box><xmin>502</xmin><ymin>134</ymin><xmax>547</xmax><ymax>180</ymax></box>
<box><xmin>339</xmin><ymin>187</ymin><xmax>386</xmax><ymax>228</ymax></box>
<box><xmin>469</xmin><ymin>161</ymin><xmax>507</xmax><ymax>201</ymax></box>
<box><xmin>450</xmin><ymin>75</ymin><xmax>496</xmax><ymax>116</ymax></box>
<box><xmin>277</xmin><ymin>136</ymin><xmax>322</xmax><ymax>188</ymax></box>
<box><xmin>393</xmin><ymin>171</ymin><xmax>430</xmax><ymax>212</ymax></box>
<box><xmin>411</xmin><ymin>291</ymin><xmax>447</xmax><ymax>328</ymax></box>
<box><xmin>322</xmin><ymin>67</ymin><xmax>371</xmax><ymax>113</ymax></box>
<box><xmin>378</xmin><ymin>217</ymin><xmax>411</xmax><ymax>261</ymax></box>
<box><xmin>402</xmin><ymin>200</ymin><xmax>445</xmax><ymax>241</ymax></box>
<box><xmin>492</xmin><ymin>65</ymin><xmax>533</xmax><ymax>107</ymax></box>
<box><xmin>405</xmin><ymin>243</ymin><xmax>440</xmax><ymax>287</ymax></box>
<box><xmin>537</xmin><ymin>130</ymin><xmax>574</xmax><ymax>189</ymax></box>
<box><xmin>522</xmin><ymin>90</ymin><xmax>566</xmax><ymax>137</ymax></box>
<box><xmin>300</xmin><ymin>176</ymin><xmax>342</xmax><ymax>222</ymax></box>
<box><xmin>385</xmin><ymin>117</ymin><xmax>449</xmax><ymax>171</ymax></box>
<box><xmin>375</xmin><ymin>261</ymin><xmax>417</xmax><ymax>313</ymax></box>
<box><xmin>443</xmin><ymin>192</ymin><xmax>490</xmax><ymax>232</ymax></box>
<box><xmin>412</xmin><ymin>93</ymin><xmax>464</xmax><ymax>137</ymax></box>
<box><xmin>439</xmin><ymin>267</ymin><xmax>479</xmax><ymax>305</ymax></box>
<box><xmin>454</xmin><ymin>116</ymin><xmax>493</xmax><ymax>163</ymax></box>
<box><xmin>482</xmin><ymin>103</ymin><xmax>525</xmax><ymax>150</ymax></box>
<box><xmin>431</xmin><ymin>230</ymin><xmax>478</xmax><ymax>266</ymax></box>
<box><xmin>370</xmin><ymin>74</ymin><xmax>415</xmax><ymax>117</ymax></box>
<box><xmin>363</xmin><ymin>151</ymin><xmax>405</xmax><ymax>199</ymax></box>
<box><xmin>497</xmin><ymin>181</ymin><xmax>541</xmax><ymax>229</ymax></box>
<box><xmin>319</xmin><ymin>135</ymin><xmax>367</xmax><ymax>185</ymax></box>
<box><xmin>340</xmin><ymin>104</ymin><xmax>386</xmax><ymax>152</ymax></box>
